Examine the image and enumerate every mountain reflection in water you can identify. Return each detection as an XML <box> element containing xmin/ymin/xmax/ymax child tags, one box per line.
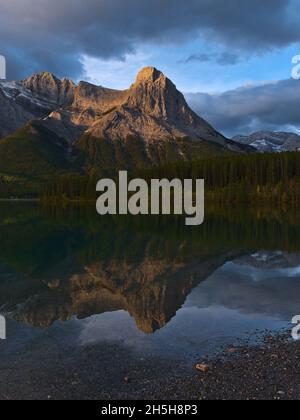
<box><xmin>0</xmin><ymin>203</ymin><xmax>299</xmax><ymax>339</ymax></box>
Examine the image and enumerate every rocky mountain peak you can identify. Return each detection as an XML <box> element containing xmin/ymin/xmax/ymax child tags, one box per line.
<box><xmin>127</xmin><ymin>66</ymin><xmax>192</xmax><ymax>122</ymax></box>
<box><xmin>21</xmin><ymin>72</ymin><xmax>74</xmax><ymax>106</ymax></box>
<box><xmin>78</xmin><ymin>66</ymin><xmax>242</xmax><ymax>152</ymax></box>
<box><xmin>22</xmin><ymin>72</ymin><xmax>60</xmax><ymax>93</ymax></box>
<box><xmin>135</xmin><ymin>67</ymin><xmax>165</xmax><ymax>85</ymax></box>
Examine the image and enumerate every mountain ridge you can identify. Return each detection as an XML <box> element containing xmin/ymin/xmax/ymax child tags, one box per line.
<box><xmin>233</xmin><ymin>131</ymin><xmax>300</xmax><ymax>153</ymax></box>
<box><xmin>0</xmin><ymin>67</ymin><xmax>247</xmax><ymax>183</ymax></box>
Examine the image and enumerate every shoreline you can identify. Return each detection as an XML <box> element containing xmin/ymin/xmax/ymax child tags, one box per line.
<box><xmin>0</xmin><ymin>330</ymin><xmax>298</xmax><ymax>400</ymax></box>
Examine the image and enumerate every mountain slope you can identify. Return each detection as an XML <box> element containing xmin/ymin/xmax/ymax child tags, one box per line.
<box><xmin>75</xmin><ymin>133</ymin><xmax>230</xmax><ymax>173</ymax></box>
<box><xmin>0</xmin><ymin>121</ymin><xmax>69</xmax><ymax>177</ymax></box>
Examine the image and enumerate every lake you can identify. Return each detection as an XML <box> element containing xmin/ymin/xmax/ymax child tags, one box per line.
<box><xmin>0</xmin><ymin>203</ymin><xmax>299</xmax><ymax>398</ymax></box>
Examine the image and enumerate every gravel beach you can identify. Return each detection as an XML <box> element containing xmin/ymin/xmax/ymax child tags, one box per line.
<box><xmin>0</xmin><ymin>332</ymin><xmax>299</xmax><ymax>400</ymax></box>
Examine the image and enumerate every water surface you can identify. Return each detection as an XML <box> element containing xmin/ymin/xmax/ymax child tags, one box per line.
<box><xmin>0</xmin><ymin>204</ymin><xmax>299</xmax><ymax>367</ymax></box>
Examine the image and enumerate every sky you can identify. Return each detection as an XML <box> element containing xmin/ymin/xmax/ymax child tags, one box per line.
<box><xmin>0</xmin><ymin>0</ymin><xmax>300</xmax><ymax>136</ymax></box>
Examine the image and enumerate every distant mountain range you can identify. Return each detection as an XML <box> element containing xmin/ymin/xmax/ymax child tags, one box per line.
<box><xmin>233</xmin><ymin>131</ymin><xmax>300</xmax><ymax>153</ymax></box>
<box><xmin>0</xmin><ymin>67</ymin><xmax>248</xmax><ymax>179</ymax></box>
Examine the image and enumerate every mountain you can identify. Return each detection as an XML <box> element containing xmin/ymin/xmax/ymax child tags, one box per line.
<box><xmin>74</xmin><ymin>67</ymin><xmax>246</xmax><ymax>170</ymax></box>
<box><xmin>80</xmin><ymin>67</ymin><xmax>228</xmax><ymax>144</ymax></box>
<box><xmin>233</xmin><ymin>131</ymin><xmax>300</xmax><ymax>153</ymax></box>
<box><xmin>0</xmin><ymin>67</ymin><xmax>247</xmax><ymax>182</ymax></box>
<box><xmin>0</xmin><ymin>73</ymin><xmax>74</xmax><ymax>138</ymax></box>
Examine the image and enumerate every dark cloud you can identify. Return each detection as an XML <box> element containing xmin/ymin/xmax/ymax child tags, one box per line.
<box><xmin>180</xmin><ymin>52</ymin><xmax>240</xmax><ymax>66</ymax></box>
<box><xmin>0</xmin><ymin>0</ymin><xmax>299</xmax><ymax>79</ymax></box>
<box><xmin>185</xmin><ymin>78</ymin><xmax>300</xmax><ymax>137</ymax></box>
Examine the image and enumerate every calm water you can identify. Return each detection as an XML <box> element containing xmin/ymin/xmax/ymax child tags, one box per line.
<box><xmin>0</xmin><ymin>203</ymin><xmax>299</xmax><ymax>366</ymax></box>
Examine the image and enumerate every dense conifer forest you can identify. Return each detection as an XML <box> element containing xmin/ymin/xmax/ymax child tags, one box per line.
<box><xmin>40</xmin><ymin>152</ymin><xmax>300</xmax><ymax>205</ymax></box>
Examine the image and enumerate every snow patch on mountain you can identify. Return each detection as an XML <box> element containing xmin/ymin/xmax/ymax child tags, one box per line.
<box><xmin>233</xmin><ymin>131</ymin><xmax>300</xmax><ymax>153</ymax></box>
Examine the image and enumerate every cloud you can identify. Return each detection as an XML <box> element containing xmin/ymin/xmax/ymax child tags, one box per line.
<box><xmin>81</xmin><ymin>52</ymin><xmax>152</xmax><ymax>89</ymax></box>
<box><xmin>189</xmin><ymin>258</ymin><xmax>300</xmax><ymax>320</ymax></box>
<box><xmin>180</xmin><ymin>52</ymin><xmax>240</xmax><ymax>66</ymax></box>
<box><xmin>185</xmin><ymin>78</ymin><xmax>300</xmax><ymax>137</ymax></box>
<box><xmin>0</xmin><ymin>0</ymin><xmax>299</xmax><ymax>79</ymax></box>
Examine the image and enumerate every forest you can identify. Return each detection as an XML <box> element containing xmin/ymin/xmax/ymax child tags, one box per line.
<box><xmin>40</xmin><ymin>151</ymin><xmax>300</xmax><ymax>205</ymax></box>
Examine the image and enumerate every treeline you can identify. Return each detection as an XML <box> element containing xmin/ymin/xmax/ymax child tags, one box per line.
<box><xmin>41</xmin><ymin>152</ymin><xmax>300</xmax><ymax>204</ymax></box>
<box><xmin>42</xmin><ymin>172</ymin><xmax>100</xmax><ymax>202</ymax></box>
<box><xmin>135</xmin><ymin>152</ymin><xmax>300</xmax><ymax>205</ymax></box>
<box><xmin>134</xmin><ymin>152</ymin><xmax>300</xmax><ymax>187</ymax></box>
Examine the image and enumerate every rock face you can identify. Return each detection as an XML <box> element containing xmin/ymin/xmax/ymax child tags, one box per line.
<box><xmin>0</xmin><ymin>67</ymin><xmax>246</xmax><ymax>172</ymax></box>
<box><xmin>22</xmin><ymin>72</ymin><xmax>75</xmax><ymax>107</ymax></box>
<box><xmin>84</xmin><ymin>67</ymin><xmax>230</xmax><ymax>145</ymax></box>
<box><xmin>0</xmin><ymin>72</ymin><xmax>75</xmax><ymax>138</ymax></box>
<box><xmin>233</xmin><ymin>131</ymin><xmax>300</xmax><ymax>153</ymax></box>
